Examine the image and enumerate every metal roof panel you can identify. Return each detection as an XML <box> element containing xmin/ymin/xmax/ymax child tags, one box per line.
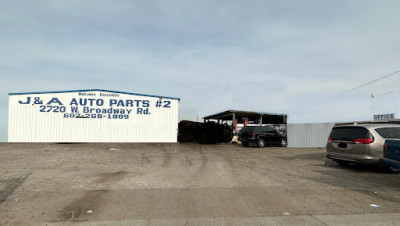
<box><xmin>8</xmin><ymin>89</ymin><xmax>180</xmax><ymax>101</ymax></box>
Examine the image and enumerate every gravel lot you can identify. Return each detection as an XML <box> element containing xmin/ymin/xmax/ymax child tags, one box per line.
<box><xmin>0</xmin><ymin>143</ymin><xmax>400</xmax><ymax>225</ymax></box>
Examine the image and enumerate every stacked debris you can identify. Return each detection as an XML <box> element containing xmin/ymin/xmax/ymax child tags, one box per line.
<box><xmin>178</xmin><ymin>120</ymin><xmax>202</xmax><ymax>142</ymax></box>
<box><xmin>178</xmin><ymin>120</ymin><xmax>233</xmax><ymax>144</ymax></box>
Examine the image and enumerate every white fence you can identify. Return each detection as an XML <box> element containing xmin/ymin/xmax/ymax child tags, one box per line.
<box><xmin>287</xmin><ymin>123</ymin><xmax>335</xmax><ymax>148</ymax></box>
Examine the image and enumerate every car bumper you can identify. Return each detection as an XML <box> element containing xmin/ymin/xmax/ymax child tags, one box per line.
<box><xmin>326</xmin><ymin>152</ymin><xmax>380</xmax><ymax>164</ymax></box>
<box><xmin>238</xmin><ymin>138</ymin><xmax>256</xmax><ymax>143</ymax></box>
<box><xmin>380</xmin><ymin>158</ymin><xmax>400</xmax><ymax>169</ymax></box>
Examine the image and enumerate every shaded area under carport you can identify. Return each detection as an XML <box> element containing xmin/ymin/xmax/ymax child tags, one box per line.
<box><xmin>203</xmin><ymin>110</ymin><xmax>287</xmax><ymax>131</ymax></box>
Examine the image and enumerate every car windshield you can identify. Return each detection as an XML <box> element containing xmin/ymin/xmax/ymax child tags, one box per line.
<box><xmin>375</xmin><ymin>127</ymin><xmax>400</xmax><ymax>139</ymax></box>
<box><xmin>330</xmin><ymin>127</ymin><xmax>369</xmax><ymax>141</ymax></box>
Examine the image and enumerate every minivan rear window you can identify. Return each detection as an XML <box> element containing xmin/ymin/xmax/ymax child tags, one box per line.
<box><xmin>330</xmin><ymin>127</ymin><xmax>369</xmax><ymax>141</ymax></box>
<box><xmin>375</xmin><ymin>127</ymin><xmax>400</xmax><ymax>139</ymax></box>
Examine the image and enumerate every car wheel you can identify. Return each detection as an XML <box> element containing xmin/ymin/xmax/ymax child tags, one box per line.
<box><xmin>280</xmin><ymin>139</ymin><xmax>287</xmax><ymax>147</ymax></box>
<box><xmin>336</xmin><ymin>160</ymin><xmax>350</xmax><ymax>166</ymax></box>
<box><xmin>242</xmin><ymin>141</ymin><xmax>249</xmax><ymax>147</ymax></box>
<box><xmin>386</xmin><ymin>166</ymin><xmax>400</xmax><ymax>174</ymax></box>
<box><xmin>257</xmin><ymin>138</ymin><xmax>265</xmax><ymax>148</ymax></box>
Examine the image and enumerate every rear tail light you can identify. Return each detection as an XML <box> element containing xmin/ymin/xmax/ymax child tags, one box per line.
<box><xmin>354</xmin><ymin>138</ymin><xmax>374</xmax><ymax>144</ymax></box>
<box><xmin>251</xmin><ymin>132</ymin><xmax>255</xmax><ymax>138</ymax></box>
<box><xmin>383</xmin><ymin>142</ymin><xmax>387</xmax><ymax>157</ymax></box>
<box><xmin>328</xmin><ymin>137</ymin><xmax>332</xmax><ymax>142</ymax></box>
<box><xmin>354</xmin><ymin>139</ymin><xmax>364</xmax><ymax>144</ymax></box>
<box><xmin>364</xmin><ymin>138</ymin><xmax>374</xmax><ymax>144</ymax></box>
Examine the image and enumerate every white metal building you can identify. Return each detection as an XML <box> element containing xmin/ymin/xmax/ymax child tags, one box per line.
<box><xmin>8</xmin><ymin>89</ymin><xmax>180</xmax><ymax>143</ymax></box>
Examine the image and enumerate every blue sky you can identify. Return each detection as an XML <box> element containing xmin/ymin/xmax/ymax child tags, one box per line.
<box><xmin>1</xmin><ymin>0</ymin><xmax>400</xmax><ymax>141</ymax></box>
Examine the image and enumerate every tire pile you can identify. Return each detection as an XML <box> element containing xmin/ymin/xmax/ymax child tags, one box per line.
<box><xmin>178</xmin><ymin>120</ymin><xmax>233</xmax><ymax>144</ymax></box>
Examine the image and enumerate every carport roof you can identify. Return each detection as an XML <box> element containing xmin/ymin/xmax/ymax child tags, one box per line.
<box><xmin>203</xmin><ymin>110</ymin><xmax>287</xmax><ymax>122</ymax></box>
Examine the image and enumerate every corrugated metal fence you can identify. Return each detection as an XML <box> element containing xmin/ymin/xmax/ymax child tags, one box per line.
<box><xmin>288</xmin><ymin>123</ymin><xmax>335</xmax><ymax>148</ymax></box>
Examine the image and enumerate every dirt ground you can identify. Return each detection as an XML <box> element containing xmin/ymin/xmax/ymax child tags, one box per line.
<box><xmin>0</xmin><ymin>143</ymin><xmax>400</xmax><ymax>225</ymax></box>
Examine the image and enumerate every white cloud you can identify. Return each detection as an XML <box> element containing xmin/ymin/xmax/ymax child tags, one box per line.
<box><xmin>1</xmin><ymin>0</ymin><xmax>400</xmax><ymax>141</ymax></box>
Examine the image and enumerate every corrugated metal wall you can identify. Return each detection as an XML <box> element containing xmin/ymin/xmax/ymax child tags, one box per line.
<box><xmin>8</xmin><ymin>90</ymin><xmax>179</xmax><ymax>143</ymax></box>
<box><xmin>287</xmin><ymin>123</ymin><xmax>335</xmax><ymax>148</ymax></box>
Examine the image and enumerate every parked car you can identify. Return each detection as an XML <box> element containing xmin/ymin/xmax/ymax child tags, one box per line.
<box><xmin>380</xmin><ymin>139</ymin><xmax>400</xmax><ymax>172</ymax></box>
<box><xmin>238</xmin><ymin>126</ymin><xmax>287</xmax><ymax>148</ymax></box>
<box><xmin>326</xmin><ymin>124</ymin><xmax>400</xmax><ymax>167</ymax></box>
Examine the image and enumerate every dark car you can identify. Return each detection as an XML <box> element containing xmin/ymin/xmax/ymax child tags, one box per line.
<box><xmin>380</xmin><ymin>139</ymin><xmax>400</xmax><ymax>172</ymax></box>
<box><xmin>238</xmin><ymin>126</ymin><xmax>287</xmax><ymax>148</ymax></box>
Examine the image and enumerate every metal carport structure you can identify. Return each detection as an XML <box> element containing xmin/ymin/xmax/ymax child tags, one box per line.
<box><xmin>203</xmin><ymin>110</ymin><xmax>287</xmax><ymax>131</ymax></box>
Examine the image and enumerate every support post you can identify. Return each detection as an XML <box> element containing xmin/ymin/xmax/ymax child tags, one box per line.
<box><xmin>232</xmin><ymin>113</ymin><xmax>236</xmax><ymax>131</ymax></box>
<box><xmin>396</xmin><ymin>90</ymin><xmax>400</xmax><ymax>118</ymax></box>
<box><xmin>235</xmin><ymin>119</ymin><xmax>237</xmax><ymax>131</ymax></box>
<box><xmin>259</xmin><ymin>115</ymin><xmax>263</xmax><ymax>125</ymax></box>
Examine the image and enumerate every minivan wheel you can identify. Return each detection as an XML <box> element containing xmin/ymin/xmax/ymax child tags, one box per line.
<box><xmin>242</xmin><ymin>141</ymin><xmax>249</xmax><ymax>147</ymax></box>
<box><xmin>280</xmin><ymin>139</ymin><xmax>287</xmax><ymax>147</ymax></box>
<box><xmin>336</xmin><ymin>160</ymin><xmax>350</xmax><ymax>166</ymax></box>
<box><xmin>257</xmin><ymin>138</ymin><xmax>265</xmax><ymax>148</ymax></box>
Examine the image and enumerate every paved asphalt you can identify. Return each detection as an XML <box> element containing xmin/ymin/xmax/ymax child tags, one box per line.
<box><xmin>0</xmin><ymin>143</ymin><xmax>400</xmax><ymax>225</ymax></box>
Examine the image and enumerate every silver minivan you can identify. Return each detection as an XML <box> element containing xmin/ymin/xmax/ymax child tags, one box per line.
<box><xmin>326</xmin><ymin>124</ymin><xmax>400</xmax><ymax>166</ymax></box>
